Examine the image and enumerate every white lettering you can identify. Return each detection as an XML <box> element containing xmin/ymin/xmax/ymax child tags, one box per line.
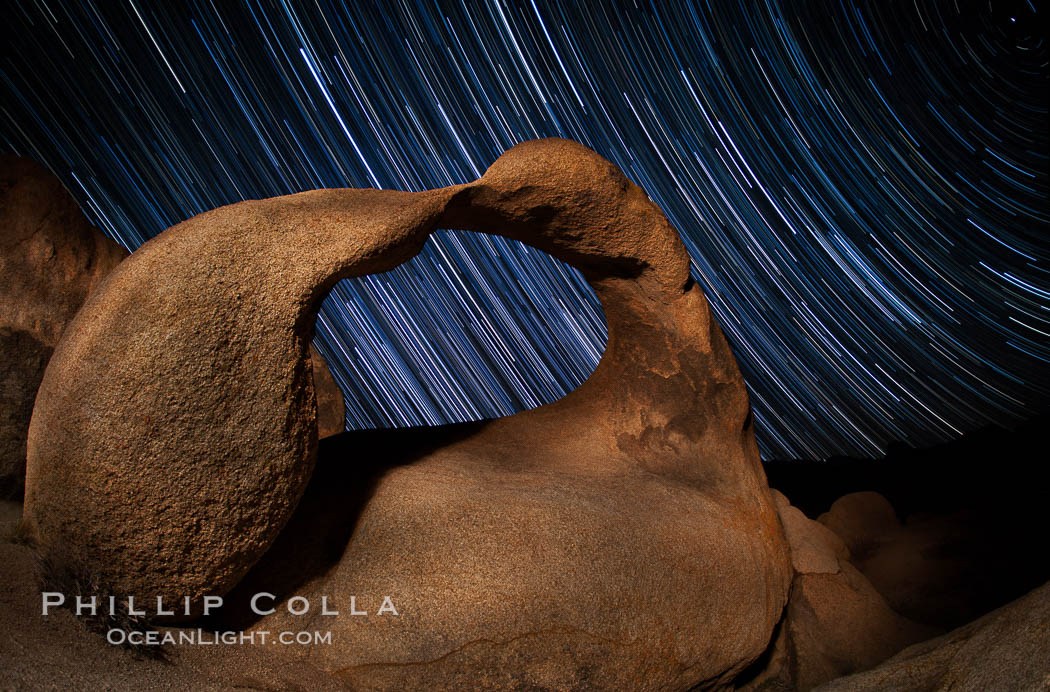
<box><xmin>287</xmin><ymin>596</ymin><xmax>310</xmax><ymax>616</ymax></box>
<box><xmin>202</xmin><ymin>595</ymin><xmax>223</xmax><ymax>616</ymax></box>
<box><xmin>75</xmin><ymin>595</ymin><xmax>97</xmax><ymax>616</ymax></box>
<box><xmin>250</xmin><ymin>592</ymin><xmax>276</xmax><ymax>616</ymax></box>
<box><xmin>378</xmin><ymin>596</ymin><xmax>398</xmax><ymax>616</ymax></box>
<box><xmin>321</xmin><ymin>596</ymin><xmax>339</xmax><ymax>616</ymax></box>
<box><xmin>127</xmin><ymin>596</ymin><xmax>145</xmax><ymax>616</ymax></box>
<box><xmin>155</xmin><ymin>596</ymin><xmax>174</xmax><ymax>616</ymax></box>
<box><xmin>42</xmin><ymin>592</ymin><xmax>65</xmax><ymax>615</ymax></box>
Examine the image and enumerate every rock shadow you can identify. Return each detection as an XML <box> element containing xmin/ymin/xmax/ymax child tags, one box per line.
<box><xmin>210</xmin><ymin>420</ymin><xmax>487</xmax><ymax>631</ymax></box>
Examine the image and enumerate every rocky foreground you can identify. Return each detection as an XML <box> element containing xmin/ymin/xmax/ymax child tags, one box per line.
<box><xmin>3</xmin><ymin>477</ymin><xmax>1047</xmax><ymax>690</ymax></box>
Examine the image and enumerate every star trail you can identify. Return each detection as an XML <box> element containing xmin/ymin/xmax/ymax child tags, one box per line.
<box><xmin>2</xmin><ymin>1</ymin><xmax>1046</xmax><ymax>459</ymax></box>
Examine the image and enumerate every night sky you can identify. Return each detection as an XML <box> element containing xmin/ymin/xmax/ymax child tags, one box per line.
<box><xmin>2</xmin><ymin>1</ymin><xmax>1046</xmax><ymax>459</ymax></box>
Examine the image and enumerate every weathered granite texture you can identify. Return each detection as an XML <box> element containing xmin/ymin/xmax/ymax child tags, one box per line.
<box><xmin>310</xmin><ymin>347</ymin><xmax>345</xmax><ymax>438</ymax></box>
<box><xmin>1</xmin><ymin>156</ymin><xmax>344</xmax><ymax>501</ymax></box>
<box><xmin>23</xmin><ymin>138</ymin><xmax>791</xmax><ymax>689</ymax></box>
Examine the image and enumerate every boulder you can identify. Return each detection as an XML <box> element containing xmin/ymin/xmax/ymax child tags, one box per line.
<box><xmin>819</xmin><ymin>492</ymin><xmax>1014</xmax><ymax>629</ymax></box>
<box><xmin>0</xmin><ymin>499</ymin><xmax>20</xmax><ymax>540</ymax></box>
<box><xmin>1</xmin><ymin>156</ymin><xmax>347</xmax><ymax>502</ymax></box>
<box><xmin>818</xmin><ymin>491</ymin><xmax>901</xmax><ymax>557</ymax></box>
<box><xmin>778</xmin><ymin>499</ymin><xmax>849</xmax><ymax>575</ymax></box>
<box><xmin>23</xmin><ymin>138</ymin><xmax>791</xmax><ymax>688</ymax></box>
<box><xmin>739</xmin><ymin>495</ymin><xmax>933</xmax><ymax>691</ymax></box>
<box><xmin>0</xmin><ymin>327</ymin><xmax>51</xmax><ymax>499</ymax></box>
<box><xmin>847</xmin><ymin>511</ymin><xmax>979</xmax><ymax>628</ymax></box>
<box><xmin>0</xmin><ymin>155</ymin><xmax>128</xmax><ymax>499</ymax></box>
<box><xmin>815</xmin><ymin>580</ymin><xmax>1050</xmax><ymax>691</ymax></box>
<box><xmin>781</xmin><ymin>563</ymin><xmax>935</xmax><ymax>690</ymax></box>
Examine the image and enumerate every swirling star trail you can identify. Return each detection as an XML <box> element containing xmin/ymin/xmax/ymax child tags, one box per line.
<box><xmin>2</xmin><ymin>1</ymin><xmax>1046</xmax><ymax>459</ymax></box>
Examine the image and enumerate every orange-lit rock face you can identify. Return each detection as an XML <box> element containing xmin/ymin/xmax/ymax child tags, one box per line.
<box><xmin>1</xmin><ymin>155</ymin><xmax>128</xmax><ymax>500</ymax></box>
<box><xmin>1</xmin><ymin>157</ymin><xmax>344</xmax><ymax>500</ymax></box>
<box><xmin>23</xmin><ymin>138</ymin><xmax>791</xmax><ymax>689</ymax></box>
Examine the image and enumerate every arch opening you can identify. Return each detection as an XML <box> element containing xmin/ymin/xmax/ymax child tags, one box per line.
<box><xmin>311</xmin><ymin>229</ymin><xmax>608</xmax><ymax>432</ymax></box>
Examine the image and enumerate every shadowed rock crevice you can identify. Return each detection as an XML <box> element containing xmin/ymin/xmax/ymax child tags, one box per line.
<box><xmin>0</xmin><ymin>327</ymin><xmax>50</xmax><ymax>499</ymax></box>
<box><xmin>213</xmin><ymin>422</ymin><xmax>486</xmax><ymax>632</ymax></box>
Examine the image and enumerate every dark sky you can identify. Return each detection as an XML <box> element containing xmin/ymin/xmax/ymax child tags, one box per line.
<box><xmin>2</xmin><ymin>1</ymin><xmax>1046</xmax><ymax>459</ymax></box>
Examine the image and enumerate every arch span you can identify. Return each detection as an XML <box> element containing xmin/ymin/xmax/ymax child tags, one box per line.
<box><xmin>23</xmin><ymin>140</ymin><xmax>790</xmax><ymax>686</ymax></box>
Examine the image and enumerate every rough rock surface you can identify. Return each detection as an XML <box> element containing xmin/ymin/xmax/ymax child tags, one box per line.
<box><xmin>23</xmin><ymin>139</ymin><xmax>791</xmax><ymax>688</ymax></box>
<box><xmin>814</xmin><ymin>580</ymin><xmax>1050</xmax><ymax>692</ymax></box>
<box><xmin>773</xmin><ymin>490</ymin><xmax>849</xmax><ymax>575</ymax></box>
<box><xmin>0</xmin><ymin>513</ymin><xmax>347</xmax><ymax>691</ymax></box>
<box><xmin>0</xmin><ymin>155</ymin><xmax>128</xmax><ymax>499</ymax></box>
<box><xmin>1</xmin><ymin>156</ymin><xmax>345</xmax><ymax>502</ymax></box>
<box><xmin>739</xmin><ymin>492</ymin><xmax>933</xmax><ymax>691</ymax></box>
<box><xmin>764</xmin><ymin>417</ymin><xmax>1050</xmax><ymax>632</ymax></box>
<box><xmin>780</xmin><ymin>562</ymin><xmax>934</xmax><ymax>690</ymax></box>
<box><xmin>310</xmin><ymin>347</ymin><xmax>345</xmax><ymax>438</ymax></box>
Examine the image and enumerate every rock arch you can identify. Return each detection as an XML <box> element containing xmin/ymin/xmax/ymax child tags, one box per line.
<box><xmin>24</xmin><ymin>138</ymin><xmax>790</xmax><ymax>687</ymax></box>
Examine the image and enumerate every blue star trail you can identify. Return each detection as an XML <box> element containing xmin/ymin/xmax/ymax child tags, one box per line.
<box><xmin>2</xmin><ymin>1</ymin><xmax>1046</xmax><ymax>459</ymax></box>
